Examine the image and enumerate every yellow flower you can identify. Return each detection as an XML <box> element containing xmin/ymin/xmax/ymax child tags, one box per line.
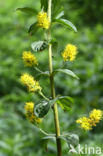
<box><xmin>22</xmin><ymin>51</ymin><xmax>38</xmax><ymax>67</ymax></box>
<box><xmin>76</xmin><ymin>109</ymin><xmax>103</xmax><ymax>131</ymax></box>
<box><xmin>76</xmin><ymin>117</ymin><xmax>92</xmax><ymax>130</ymax></box>
<box><xmin>37</xmin><ymin>12</ymin><xmax>50</xmax><ymax>29</ymax></box>
<box><xmin>25</xmin><ymin>102</ymin><xmax>41</xmax><ymax>124</ymax></box>
<box><xmin>62</xmin><ymin>44</ymin><xmax>77</xmax><ymax>61</ymax></box>
<box><xmin>89</xmin><ymin>109</ymin><xmax>102</xmax><ymax>125</ymax></box>
<box><xmin>20</xmin><ymin>73</ymin><xmax>41</xmax><ymax>92</ymax></box>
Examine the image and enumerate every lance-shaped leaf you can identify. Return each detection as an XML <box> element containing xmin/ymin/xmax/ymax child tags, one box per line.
<box><xmin>41</xmin><ymin>0</ymin><xmax>48</xmax><ymax>11</ymax></box>
<box><xmin>31</xmin><ymin>40</ymin><xmax>48</xmax><ymax>52</ymax></box>
<box><xmin>48</xmin><ymin>96</ymin><xmax>74</xmax><ymax>110</ymax></box>
<box><xmin>52</xmin><ymin>0</ymin><xmax>61</xmax><ymax>12</ymax></box>
<box><xmin>59</xmin><ymin>133</ymin><xmax>79</xmax><ymax>153</ymax></box>
<box><xmin>35</xmin><ymin>67</ymin><xmax>50</xmax><ymax>77</ymax></box>
<box><xmin>42</xmin><ymin>135</ymin><xmax>56</xmax><ymax>140</ymax></box>
<box><xmin>65</xmin><ymin>134</ymin><xmax>79</xmax><ymax>148</ymax></box>
<box><xmin>52</xmin><ymin>0</ymin><xmax>61</xmax><ymax>6</ymax></box>
<box><xmin>28</xmin><ymin>22</ymin><xmax>39</xmax><ymax>35</ymax></box>
<box><xmin>52</xmin><ymin>6</ymin><xmax>64</xmax><ymax>19</ymax></box>
<box><xmin>53</xmin><ymin>69</ymin><xmax>79</xmax><ymax>79</ymax></box>
<box><xmin>53</xmin><ymin>18</ymin><xmax>77</xmax><ymax>32</ymax></box>
<box><xmin>56</xmin><ymin>96</ymin><xmax>74</xmax><ymax>111</ymax></box>
<box><xmin>55</xmin><ymin>11</ymin><xmax>64</xmax><ymax>19</ymax></box>
<box><xmin>16</xmin><ymin>7</ymin><xmax>37</xmax><ymax>15</ymax></box>
<box><xmin>34</xmin><ymin>101</ymin><xmax>50</xmax><ymax>118</ymax></box>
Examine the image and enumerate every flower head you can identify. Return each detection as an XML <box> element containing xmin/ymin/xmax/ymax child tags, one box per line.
<box><xmin>22</xmin><ymin>51</ymin><xmax>38</xmax><ymax>67</ymax></box>
<box><xmin>20</xmin><ymin>73</ymin><xmax>41</xmax><ymax>92</ymax></box>
<box><xmin>62</xmin><ymin>44</ymin><xmax>77</xmax><ymax>61</ymax></box>
<box><xmin>37</xmin><ymin>12</ymin><xmax>50</xmax><ymax>29</ymax></box>
<box><xmin>25</xmin><ymin>102</ymin><xmax>41</xmax><ymax>124</ymax></box>
<box><xmin>76</xmin><ymin>117</ymin><xmax>92</xmax><ymax>130</ymax></box>
<box><xmin>76</xmin><ymin>109</ymin><xmax>103</xmax><ymax>131</ymax></box>
<box><xmin>89</xmin><ymin>109</ymin><xmax>102</xmax><ymax>125</ymax></box>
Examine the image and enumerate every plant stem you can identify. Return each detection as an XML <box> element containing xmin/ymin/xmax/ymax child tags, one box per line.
<box><xmin>39</xmin><ymin>91</ymin><xmax>49</xmax><ymax>101</ymax></box>
<box><xmin>39</xmin><ymin>128</ymin><xmax>55</xmax><ymax>136</ymax></box>
<box><xmin>48</xmin><ymin>0</ymin><xmax>62</xmax><ymax>156</ymax></box>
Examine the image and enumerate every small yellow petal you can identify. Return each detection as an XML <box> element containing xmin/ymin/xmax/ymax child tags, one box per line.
<box><xmin>76</xmin><ymin>109</ymin><xmax>103</xmax><ymax>131</ymax></box>
<box><xmin>20</xmin><ymin>73</ymin><xmax>41</xmax><ymax>92</ymax></box>
<box><xmin>62</xmin><ymin>44</ymin><xmax>77</xmax><ymax>61</ymax></box>
<box><xmin>37</xmin><ymin>12</ymin><xmax>50</xmax><ymax>29</ymax></box>
<box><xmin>25</xmin><ymin>102</ymin><xmax>41</xmax><ymax>124</ymax></box>
<box><xmin>22</xmin><ymin>51</ymin><xmax>38</xmax><ymax>67</ymax></box>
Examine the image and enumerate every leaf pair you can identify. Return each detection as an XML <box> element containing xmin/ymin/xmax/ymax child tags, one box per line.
<box><xmin>17</xmin><ymin>4</ymin><xmax>77</xmax><ymax>35</ymax></box>
<box><xmin>35</xmin><ymin>66</ymin><xmax>79</xmax><ymax>80</ymax></box>
<box><xmin>42</xmin><ymin>133</ymin><xmax>79</xmax><ymax>151</ymax></box>
<box><xmin>34</xmin><ymin>96</ymin><xmax>74</xmax><ymax>118</ymax></box>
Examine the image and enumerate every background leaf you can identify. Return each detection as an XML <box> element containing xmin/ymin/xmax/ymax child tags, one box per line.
<box><xmin>52</xmin><ymin>0</ymin><xmax>61</xmax><ymax>15</ymax></box>
<box><xmin>41</xmin><ymin>0</ymin><xmax>48</xmax><ymax>11</ymax></box>
<box><xmin>16</xmin><ymin>7</ymin><xmax>37</xmax><ymax>15</ymax></box>
<box><xmin>1</xmin><ymin>0</ymin><xmax>103</xmax><ymax>155</ymax></box>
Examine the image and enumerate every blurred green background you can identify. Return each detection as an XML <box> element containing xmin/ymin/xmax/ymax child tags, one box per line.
<box><xmin>0</xmin><ymin>0</ymin><xmax>103</xmax><ymax>156</ymax></box>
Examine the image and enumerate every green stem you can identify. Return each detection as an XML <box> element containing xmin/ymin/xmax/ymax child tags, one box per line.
<box><xmin>39</xmin><ymin>128</ymin><xmax>55</xmax><ymax>136</ymax></box>
<box><xmin>39</xmin><ymin>91</ymin><xmax>49</xmax><ymax>101</ymax></box>
<box><xmin>48</xmin><ymin>0</ymin><xmax>62</xmax><ymax>156</ymax></box>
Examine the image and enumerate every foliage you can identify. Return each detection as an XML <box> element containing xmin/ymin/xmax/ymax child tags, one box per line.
<box><xmin>63</xmin><ymin>0</ymin><xmax>103</xmax><ymax>26</ymax></box>
<box><xmin>0</xmin><ymin>0</ymin><xmax>103</xmax><ymax>156</ymax></box>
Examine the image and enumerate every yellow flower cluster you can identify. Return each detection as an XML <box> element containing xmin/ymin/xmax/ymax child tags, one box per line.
<box><xmin>89</xmin><ymin>109</ymin><xmax>102</xmax><ymax>126</ymax></box>
<box><xmin>37</xmin><ymin>12</ymin><xmax>50</xmax><ymax>29</ymax></box>
<box><xmin>62</xmin><ymin>44</ymin><xmax>77</xmax><ymax>61</ymax></box>
<box><xmin>25</xmin><ymin>102</ymin><xmax>41</xmax><ymax>124</ymax></box>
<box><xmin>76</xmin><ymin>117</ymin><xmax>92</xmax><ymax>130</ymax></box>
<box><xmin>22</xmin><ymin>51</ymin><xmax>38</xmax><ymax>67</ymax></box>
<box><xmin>76</xmin><ymin>109</ymin><xmax>102</xmax><ymax>130</ymax></box>
<box><xmin>20</xmin><ymin>73</ymin><xmax>41</xmax><ymax>92</ymax></box>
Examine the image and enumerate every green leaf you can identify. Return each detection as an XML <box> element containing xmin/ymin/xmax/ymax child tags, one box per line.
<box><xmin>53</xmin><ymin>69</ymin><xmax>79</xmax><ymax>79</ymax></box>
<box><xmin>48</xmin><ymin>96</ymin><xmax>74</xmax><ymax>110</ymax></box>
<box><xmin>53</xmin><ymin>18</ymin><xmax>77</xmax><ymax>32</ymax></box>
<box><xmin>28</xmin><ymin>22</ymin><xmax>39</xmax><ymax>35</ymax></box>
<box><xmin>16</xmin><ymin>7</ymin><xmax>37</xmax><ymax>15</ymax></box>
<box><xmin>35</xmin><ymin>67</ymin><xmax>50</xmax><ymax>77</ymax></box>
<box><xmin>58</xmin><ymin>135</ymin><xmax>66</xmax><ymax>141</ymax></box>
<box><xmin>34</xmin><ymin>101</ymin><xmax>50</xmax><ymax>118</ymax></box>
<box><xmin>52</xmin><ymin>0</ymin><xmax>61</xmax><ymax>14</ymax></box>
<box><xmin>66</xmin><ymin>134</ymin><xmax>79</xmax><ymax>148</ymax></box>
<box><xmin>31</xmin><ymin>40</ymin><xmax>48</xmax><ymax>52</ymax></box>
<box><xmin>55</xmin><ymin>11</ymin><xmax>64</xmax><ymax>19</ymax></box>
<box><xmin>52</xmin><ymin>7</ymin><xmax>64</xmax><ymax>19</ymax></box>
<box><xmin>41</xmin><ymin>0</ymin><xmax>48</xmax><ymax>11</ymax></box>
<box><xmin>56</xmin><ymin>96</ymin><xmax>74</xmax><ymax>111</ymax></box>
<box><xmin>42</xmin><ymin>135</ymin><xmax>56</xmax><ymax>140</ymax></box>
<box><xmin>52</xmin><ymin>0</ymin><xmax>60</xmax><ymax>6</ymax></box>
